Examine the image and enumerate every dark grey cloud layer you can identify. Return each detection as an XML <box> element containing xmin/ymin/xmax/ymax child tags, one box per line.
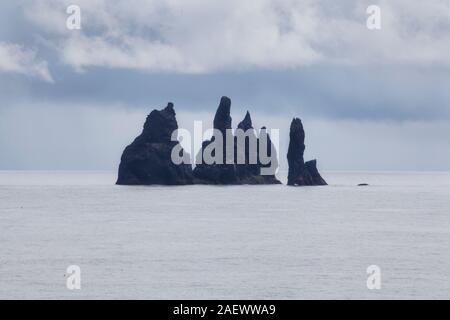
<box><xmin>2</xmin><ymin>65</ymin><xmax>449</xmax><ymax>121</ymax></box>
<box><xmin>1</xmin><ymin>1</ymin><xmax>450</xmax><ymax>170</ymax></box>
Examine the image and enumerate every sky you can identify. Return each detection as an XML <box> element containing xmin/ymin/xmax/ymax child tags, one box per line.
<box><xmin>0</xmin><ymin>0</ymin><xmax>450</xmax><ymax>171</ymax></box>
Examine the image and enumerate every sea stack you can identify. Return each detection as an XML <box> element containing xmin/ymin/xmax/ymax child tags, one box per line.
<box><xmin>235</xmin><ymin>111</ymin><xmax>260</xmax><ymax>181</ymax></box>
<box><xmin>258</xmin><ymin>126</ymin><xmax>282</xmax><ymax>184</ymax></box>
<box><xmin>193</xmin><ymin>96</ymin><xmax>281</xmax><ymax>184</ymax></box>
<box><xmin>234</xmin><ymin>114</ymin><xmax>281</xmax><ymax>184</ymax></box>
<box><xmin>287</xmin><ymin>118</ymin><xmax>327</xmax><ymax>186</ymax></box>
<box><xmin>193</xmin><ymin>96</ymin><xmax>239</xmax><ymax>184</ymax></box>
<box><xmin>116</xmin><ymin>103</ymin><xmax>194</xmax><ymax>185</ymax></box>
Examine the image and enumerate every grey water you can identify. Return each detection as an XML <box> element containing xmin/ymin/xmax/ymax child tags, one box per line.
<box><xmin>0</xmin><ymin>171</ymin><xmax>449</xmax><ymax>299</ymax></box>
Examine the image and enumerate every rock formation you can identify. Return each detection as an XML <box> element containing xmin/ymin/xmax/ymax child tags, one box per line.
<box><xmin>193</xmin><ymin>96</ymin><xmax>240</xmax><ymax>184</ymax></box>
<box><xmin>287</xmin><ymin>118</ymin><xmax>327</xmax><ymax>186</ymax></box>
<box><xmin>116</xmin><ymin>103</ymin><xmax>194</xmax><ymax>185</ymax></box>
<box><xmin>193</xmin><ymin>97</ymin><xmax>281</xmax><ymax>184</ymax></box>
<box><xmin>234</xmin><ymin>114</ymin><xmax>281</xmax><ymax>184</ymax></box>
<box><xmin>116</xmin><ymin>97</ymin><xmax>326</xmax><ymax>187</ymax></box>
<box><xmin>259</xmin><ymin>126</ymin><xmax>282</xmax><ymax>184</ymax></box>
<box><xmin>235</xmin><ymin>111</ymin><xmax>260</xmax><ymax>181</ymax></box>
<box><xmin>304</xmin><ymin>160</ymin><xmax>327</xmax><ymax>185</ymax></box>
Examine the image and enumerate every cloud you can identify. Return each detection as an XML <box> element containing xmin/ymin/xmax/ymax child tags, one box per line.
<box><xmin>0</xmin><ymin>1</ymin><xmax>448</xmax><ymax>170</ymax></box>
<box><xmin>0</xmin><ymin>41</ymin><xmax>53</xmax><ymax>82</ymax></box>
<box><xmin>61</xmin><ymin>35</ymin><xmax>189</xmax><ymax>72</ymax></box>
<box><xmin>29</xmin><ymin>0</ymin><xmax>321</xmax><ymax>73</ymax></box>
<box><xmin>20</xmin><ymin>0</ymin><xmax>450</xmax><ymax>73</ymax></box>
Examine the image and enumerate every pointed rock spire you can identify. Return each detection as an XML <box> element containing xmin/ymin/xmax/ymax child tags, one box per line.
<box><xmin>287</xmin><ymin>117</ymin><xmax>326</xmax><ymax>186</ymax></box>
<box><xmin>213</xmin><ymin>96</ymin><xmax>232</xmax><ymax>134</ymax></box>
<box><xmin>238</xmin><ymin>111</ymin><xmax>253</xmax><ymax>130</ymax></box>
<box><xmin>193</xmin><ymin>97</ymin><xmax>280</xmax><ymax>185</ymax></box>
<box><xmin>287</xmin><ymin>118</ymin><xmax>305</xmax><ymax>163</ymax></box>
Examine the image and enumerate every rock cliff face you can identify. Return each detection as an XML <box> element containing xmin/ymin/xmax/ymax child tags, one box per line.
<box><xmin>287</xmin><ymin>118</ymin><xmax>327</xmax><ymax>186</ymax></box>
<box><xmin>193</xmin><ymin>97</ymin><xmax>281</xmax><ymax>185</ymax></box>
<box><xmin>116</xmin><ymin>103</ymin><xmax>194</xmax><ymax>185</ymax></box>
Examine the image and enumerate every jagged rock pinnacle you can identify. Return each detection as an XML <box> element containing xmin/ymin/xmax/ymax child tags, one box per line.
<box><xmin>238</xmin><ymin>111</ymin><xmax>253</xmax><ymax>130</ymax></box>
<box><xmin>287</xmin><ymin>117</ymin><xmax>326</xmax><ymax>186</ymax></box>
<box><xmin>213</xmin><ymin>96</ymin><xmax>232</xmax><ymax>134</ymax></box>
<box><xmin>117</xmin><ymin>103</ymin><xmax>193</xmax><ymax>185</ymax></box>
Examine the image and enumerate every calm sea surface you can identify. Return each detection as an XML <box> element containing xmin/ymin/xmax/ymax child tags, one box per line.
<box><xmin>0</xmin><ymin>171</ymin><xmax>449</xmax><ymax>299</ymax></box>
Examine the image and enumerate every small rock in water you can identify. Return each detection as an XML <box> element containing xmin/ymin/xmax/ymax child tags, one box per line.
<box><xmin>358</xmin><ymin>183</ymin><xmax>369</xmax><ymax>186</ymax></box>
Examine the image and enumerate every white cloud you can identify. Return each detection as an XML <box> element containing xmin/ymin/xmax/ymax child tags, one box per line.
<box><xmin>62</xmin><ymin>35</ymin><xmax>190</xmax><ymax>72</ymax></box>
<box><xmin>20</xmin><ymin>0</ymin><xmax>450</xmax><ymax>73</ymax></box>
<box><xmin>0</xmin><ymin>42</ymin><xmax>53</xmax><ymax>82</ymax></box>
<box><xmin>20</xmin><ymin>0</ymin><xmax>328</xmax><ymax>72</ymax></box>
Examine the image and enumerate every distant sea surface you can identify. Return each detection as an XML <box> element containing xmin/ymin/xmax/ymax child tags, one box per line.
<box><xmin>0</xmin><ymin>171</ymin><xmax>449</xmax><ymax>299</ymax></box>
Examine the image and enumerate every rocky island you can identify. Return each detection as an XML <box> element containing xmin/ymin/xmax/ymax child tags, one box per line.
<box><xmin>116</xmin><ymin>103</ymin><xmax>194</xmax><ymax>185</ymax></box>
<box><xmin>117</xmin><ymin>97</ymin><xmax>326</xmax><ymax>186</ymax></box>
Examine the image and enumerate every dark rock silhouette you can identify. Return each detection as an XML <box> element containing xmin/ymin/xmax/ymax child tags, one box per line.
<box><xmin>287</xmin><ymin>118</ymin><xmax>327</xmax><ymax>186</ymax></box>
<box><xmin>213</xmin><ymin>96</ymin><xmax>232</xmax><ymax>135</ymax></box>
<box><xmin>235</xmin><ymin>111</ymin><xmax>260</xmax><ymax>181</ymax></box>
<box><xmin>193</xmin><ymin>97</ymin><xmax>281</xmax><ymax>184</ymax></box>
<box><xmin>305</xmin><ymin>160</ymin><xmax>327</xmax><ymax>185</ymax></box>
<box><xmin>193</xmin><ymin>97</ymin><xmax>239</xmax><ymax>184</ymax></box>
<box><xmin>238</xmin><ymin>111</ymin><xmax>252</xmax><ymax>130</ymax></box>
<box><xmin>234</xmin><ymin>115</ymin><xmax>281</xmax><ymax>184</ymax></box>
<box><xmin>116</xmin><ymin>97</ymin><xmax>326</xmax><ymax>187</ymax></box>
<box><xmin>116</xmin><ymin>103</ymin><xmax>194</xmax><ymax>185</ymax></box>
<box><xmin>258</xmin><ymin>126</ymin><xmax>282</xmax><ymax>184</ymax></box>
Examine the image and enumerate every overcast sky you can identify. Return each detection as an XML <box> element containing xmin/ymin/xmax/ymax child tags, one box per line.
<box><xmin>1</xmin><ymin>0</ymin><xmax>450</xmax><ymax>171</ymax></box>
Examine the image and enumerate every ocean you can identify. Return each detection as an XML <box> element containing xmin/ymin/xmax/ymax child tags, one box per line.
<box><xmin>0</xmin><ymin>171</ymin><xmax>449</xmax><ymax>299</ymax></box>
